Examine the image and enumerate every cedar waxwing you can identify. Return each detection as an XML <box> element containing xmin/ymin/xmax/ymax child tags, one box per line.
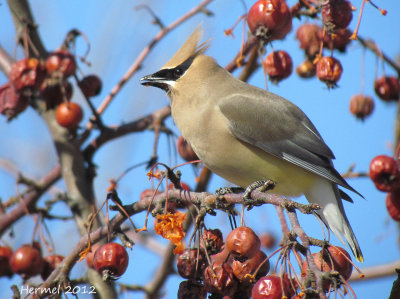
<box><xmin>140</xmin><ymin>27</ymin><xmax>363</xmax><ymax>262</ymax></box>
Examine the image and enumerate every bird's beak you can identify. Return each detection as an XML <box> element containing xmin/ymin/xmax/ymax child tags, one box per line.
<box><xmin>140</xmin><ymin>72</ymin><xmax>170</xmax><ymax>91</ymax></box>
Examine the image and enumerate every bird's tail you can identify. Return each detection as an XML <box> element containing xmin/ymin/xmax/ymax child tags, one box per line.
<box><xmin>305</xmin><ymin>178</ymin><xmax>363</xmax><ymax>262</ymax></box>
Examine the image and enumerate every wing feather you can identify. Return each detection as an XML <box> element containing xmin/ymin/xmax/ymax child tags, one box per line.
<box><xmin>218</xmin><ymin>91</ymin><xmax>361</xmax><ymax>196</ymax></box>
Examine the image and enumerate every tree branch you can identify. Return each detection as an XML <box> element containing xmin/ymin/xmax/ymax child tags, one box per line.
<box><xmin>0</xmin><ymin>44</ymin><xmax>14</xmax><ymax>76</ymax></box>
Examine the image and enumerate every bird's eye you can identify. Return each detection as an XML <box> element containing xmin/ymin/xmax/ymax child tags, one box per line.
<box><xmin>174</xmin><ymin>68</ymin><xmax>183</xmax><ymax>76</ymax></box>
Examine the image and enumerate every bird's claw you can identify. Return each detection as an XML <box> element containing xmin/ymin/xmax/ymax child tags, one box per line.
<box><xmin>243</xmin><ymin>180</ymin><xmax>275</xmax><ymax>210</ymax></box>
<box><xmin>215</xmin><ymin>186</ymin><xmax>244</xmax><ymax>196</ymax></box>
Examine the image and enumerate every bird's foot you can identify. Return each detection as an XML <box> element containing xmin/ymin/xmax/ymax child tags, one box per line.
<box><xmin>243</xmin><ymin>180</ymin><xmax>275</xmax><ymax>210</ymax></box>
<box><xmin>215</xmin><ymin>186</ymin><xmax>245</xmax><ymax>196</ymax></box>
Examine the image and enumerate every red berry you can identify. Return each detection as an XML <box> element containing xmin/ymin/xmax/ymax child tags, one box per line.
<box><xmin>210</xmin><ymin>245</ymin><xmax>232</xmax><ymax>264</ymax></box>
<box><xmin>202</xmin><ymin>228</ymin><xmax>224</xmax><ymax>255</ymax></box>
<box><xmin>232</xmin><ymin>250</ymin><xmax>270</xmax><ymax>283</ymax></box>
<box><xmin>0</xmin><ymin>82</ymin><xmax>29</xmax><ymax>120</ymax></box>
<box><xmin>176</xmin><ymin>248</ymin><xmax>206</xmax><ymax>279</ymax></box>
<box><xmin>263</xmin><ymin>50</ymin><xmax>293</xmax><ymax>83</ymax></box>
<box><xmin>252</xmin><ymin>274</ymin><xmax>294</xmax><ymax>299</ymax></box>
<box><xmin>326</xmin><ymin>246</ymin><xmax>353</xmax><ymax>280</ymax></box>
<box><xmin>168</xmin><ymin>181</ymin><xmax>191</xmax><ymax>191</ymax></box>
<box><xmin>386</xmin><ymin>191</ymin><xmax>400</xmax><ymax>221</ymax></box>
<box><xmin>55</xmin><ymin>102</ymin><xmax>83</xmax><ymax>130</ymax></box>
<box><xmin>369</xmin><ymin>155</ymin><xmax>400</xmax><ymax>192</ymax></box>
<box><xmin>203</xmin><ymin>261</ymin><xmax>238</xmax><ymax>296</ymax></box>
<box><xmin>349</xmin><ymin>94</ymin><xmax>374</xmax><ymax>120</ymax></box>
<box><xmin>0</xmin><ymin>246</ymin><xmax>13</xmax><ymax>277</ymax></box>
<box><xmin>296</xmin><ymin>23</ymin><xmax>322</xmax><ymax>58</ymax></box>
<box><xmin>78</xmin><ymin>75</ymin><xmax>102</xmax><ymax>98</ymax></box>
<box><xmin>93</xmin><ymin>243</ymin><xmax>129</xmax><ymax>277</ymax></box>
<box><xmin>322</xmin><ymin>28</ymin><xmax>352</xmax><ymax>52</ymax></box>
<box><xmin>226</xmin><ymin>226</ymin><xmax>260</xmax><ymax>260</ymax></box>
<box><xmin>9</xmin><ymin>58</ymin><xmax>46</xmax><ymax>93</ymax></box>
<box><xmin>296</xmin><ymin>59</ymin><xmax>316</xmax><ymax>79</ymax></box>
<box><xmin>302</xmin><ymin>246</ymin><xmax>353</xmax><ymax>291</ymax></box>
<box><xmin>374</xmin><ymin>76</ymin><xmax>399</xmax><ymax>101</ymax></box>
<box><xmin>140</xmin><ymin>188</ymin><xmax>161</xmax><ymax>201</ymax></box>
<box><xmin>86</xmin><ymin>243</ymin><xmax>101</xmax><ymax>268</ymax></box>
<box><xmin>247</xmin><ymin>0</ymin><xmax>292</xmax><ymax>42</ymax></box>
<box><xmin>316</xmin><ymin>56</ymin><xmax>343</xmax><ymax>88</ymax></box>
<box><xmin>322</xmin><ymin>0</ymin><xmax>353</xmax><ymax>33</ymax></box>
<box><xmin>176</xmin><ymin>136</ymin><xmax>199</xmax><ymax>162</ymax></box>
<box><xmin>260</xmin><ymin>233</ymin><xmax>277</xmax><ymax>249</ymax></box>
<box><xmin>41</xmin><ymin>254</ymin><xmax>64</xmax><ymax>280</ymax></box>
<box><xmin>9</xmin><ymin>244</ymin><xmax>44</xmax><ymax>278</ymax></box>
<box><xmin>46</xmin><ymin>50</ymin><xmax>77</xmax><ymax>78</ymax></box>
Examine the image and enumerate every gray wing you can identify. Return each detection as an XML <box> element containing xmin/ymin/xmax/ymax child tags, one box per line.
<box><xmin>218</xmin><ymin>91</ymin><xmax>361</xmax><ymax>197</ymax></box>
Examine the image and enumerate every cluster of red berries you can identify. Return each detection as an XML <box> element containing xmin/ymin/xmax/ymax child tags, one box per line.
<box><xmin>245</xmin><ymin>0</ymin><xmax>355</xmax><ymax>87</ymax></box>
<box><xmin>87</xmin><ymin>242</ymin><xmax>129</xmax><ymax>280</ymax></box>
<box><xmin>246</xmin><ymin>0</ymin><xmax>293</xmax><ymax>84</ymax></box>
<box><xmin>369</xmin><ymin>155</ymin><xmax>400</xmax><ymax>221</ymax></box>
<box><xmin>176</xmin><ymin>226</ymin><xmax>352</xmax><ymax>298</ymax></box>
<box><xmin>177</xmin><ymin>226</ymin><xmax>272</xmax><ymax>298</ymax></box>
<box><xmin>0</xmin><ymin>50</ymin><xmax>102</xmax><ymax>129</ymax></box>
<box><xmin>245</xmin><ymin>0</ymin><xmax>399</xmax><ymax>118</ymax></box>
<box><xmin>0</xmin><ymin>242</ymin><xmax>64</xmax><ymax>281</ymax></box>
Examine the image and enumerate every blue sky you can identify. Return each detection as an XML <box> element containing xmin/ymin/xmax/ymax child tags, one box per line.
<box><xmin>0</xmin><ymin>1</ymin><xmax>400</xmax><ymax>298</ymax></box>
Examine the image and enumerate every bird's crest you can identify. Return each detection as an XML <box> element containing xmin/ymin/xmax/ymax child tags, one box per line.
<box><xmin>162</xmin><ymin>25</ymin><xmax>210</xmax><ymax>69</ymax></box>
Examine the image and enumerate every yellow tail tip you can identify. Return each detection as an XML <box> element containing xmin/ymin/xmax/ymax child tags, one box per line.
<box><xmin>356</xmin><ymin>255</ymin><xmax>364</xmax><ymax>263</ymax></box>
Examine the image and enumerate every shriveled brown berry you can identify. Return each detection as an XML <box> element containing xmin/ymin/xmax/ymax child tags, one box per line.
<box><xmin>369</xmin><ymin>155</ymin><xmax>400</xmax><ymax>192</ymax></box>
<box><xmin>247</xmin><ymin>0</ymin><xmax>292</xmax><ymax>42</ymax></box>
<box><xmin>40</xmin><ymin>80</ymin><xmax>73</xmax><ymax>108</ymax></box>
<box><xmin>176</xmin><ymin>136</ymin><xmax>199</xmax><ymax>162</ymax></box>
<box><xmin>349</xmin><ymin>94</ymin><xmax>374</xmax><ymax>120</ymax></box>
<box><xmin>232</xmin><ymin>250</ymin><xmax>270</xmax><ymax>283</ymax></box>
<box><xmin>178</xmin><ymin>280</ymin><xmax>207</xmax><ymax>299</ymax></box>
<box><xmin>322</xmin><ymin>0</ymin><xmax>353</xmax><ymax>33</ymax></box>
<box><xmin>203</xmin><ymin>228</ymin><xmax>224</xmax><ymax>255</ymax></box>
<box><xmin>41</xmin><ymin>254</ymin><xmax>64</xmax><ymax>280</ymax></box>
<box><xmin>79</xmin><ymin>75</ymin><xmax>102</xmax><ymax>98</ymax></box>
<box><xmin>226</xmin><ymin>226</ymin><xmax>260</xmax><ymax>260</ymax></box>
<box><xmin>9</xmin><ymin>244</ymin><xmax>44</xmax><ymax>278</ymax></box>
<box><xmin>46</xmin><ymin>50</ymin><xmax>77</xmax><ymax>78</ymax></box>
<box><xmin>0</xmin><ymin>246</ymin><xmax>13</xmax><ymax>277</ymax></box>
<box><xmin>0</xmin><ymin>82</ymin><xmax>29</xmax><ymax>120</ymax></box>
<box><xmin>322</xmin><ymin>28</ymin><xmax>352</xmax><ymax>52</ymax></box>
<box><xmin>263</xmin><ymin>50</ymin><xmax>293</xmax><ymax>83</ymax></box>
<box><xmin>296</xmin><ymin>23</ymin><xmax>322</xmax><ymax>58</ymax></box>
<box><xmin>374</xmin><ymin>76</ymin><xmax>399</xmax><ymax>102</ymax></box>
<box><xmin>316</xmin><ymin>56</ymin><xmax>343</xmax><ymax>88</ymax></box>
<box><xmin>252</xmin><ymin>274</ymin><xmax>294</xmax><ymax>299</ymax></box>
<box><xmin>386</xmin><ymin>191</ymin><xmax>400</xmax><ymax>221</ymax></box>
<box><xmin>203</xmin><ymin>261</ymin><xmax>238</xmax><ymax>296</ymax></box>
<box><xmin>9</xmin><ymin>58</ymin><xmax>46</xmax><ymax>94</ymax></box>
<box><xmin>296</xmin><ymin>59</ymin><xmax>316</xmax><ymax>79</ymax></box>
<box><xmin>177</xmin><ymin>248</ymin><xmax>206</xmax><ymax>279</ymax></box>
